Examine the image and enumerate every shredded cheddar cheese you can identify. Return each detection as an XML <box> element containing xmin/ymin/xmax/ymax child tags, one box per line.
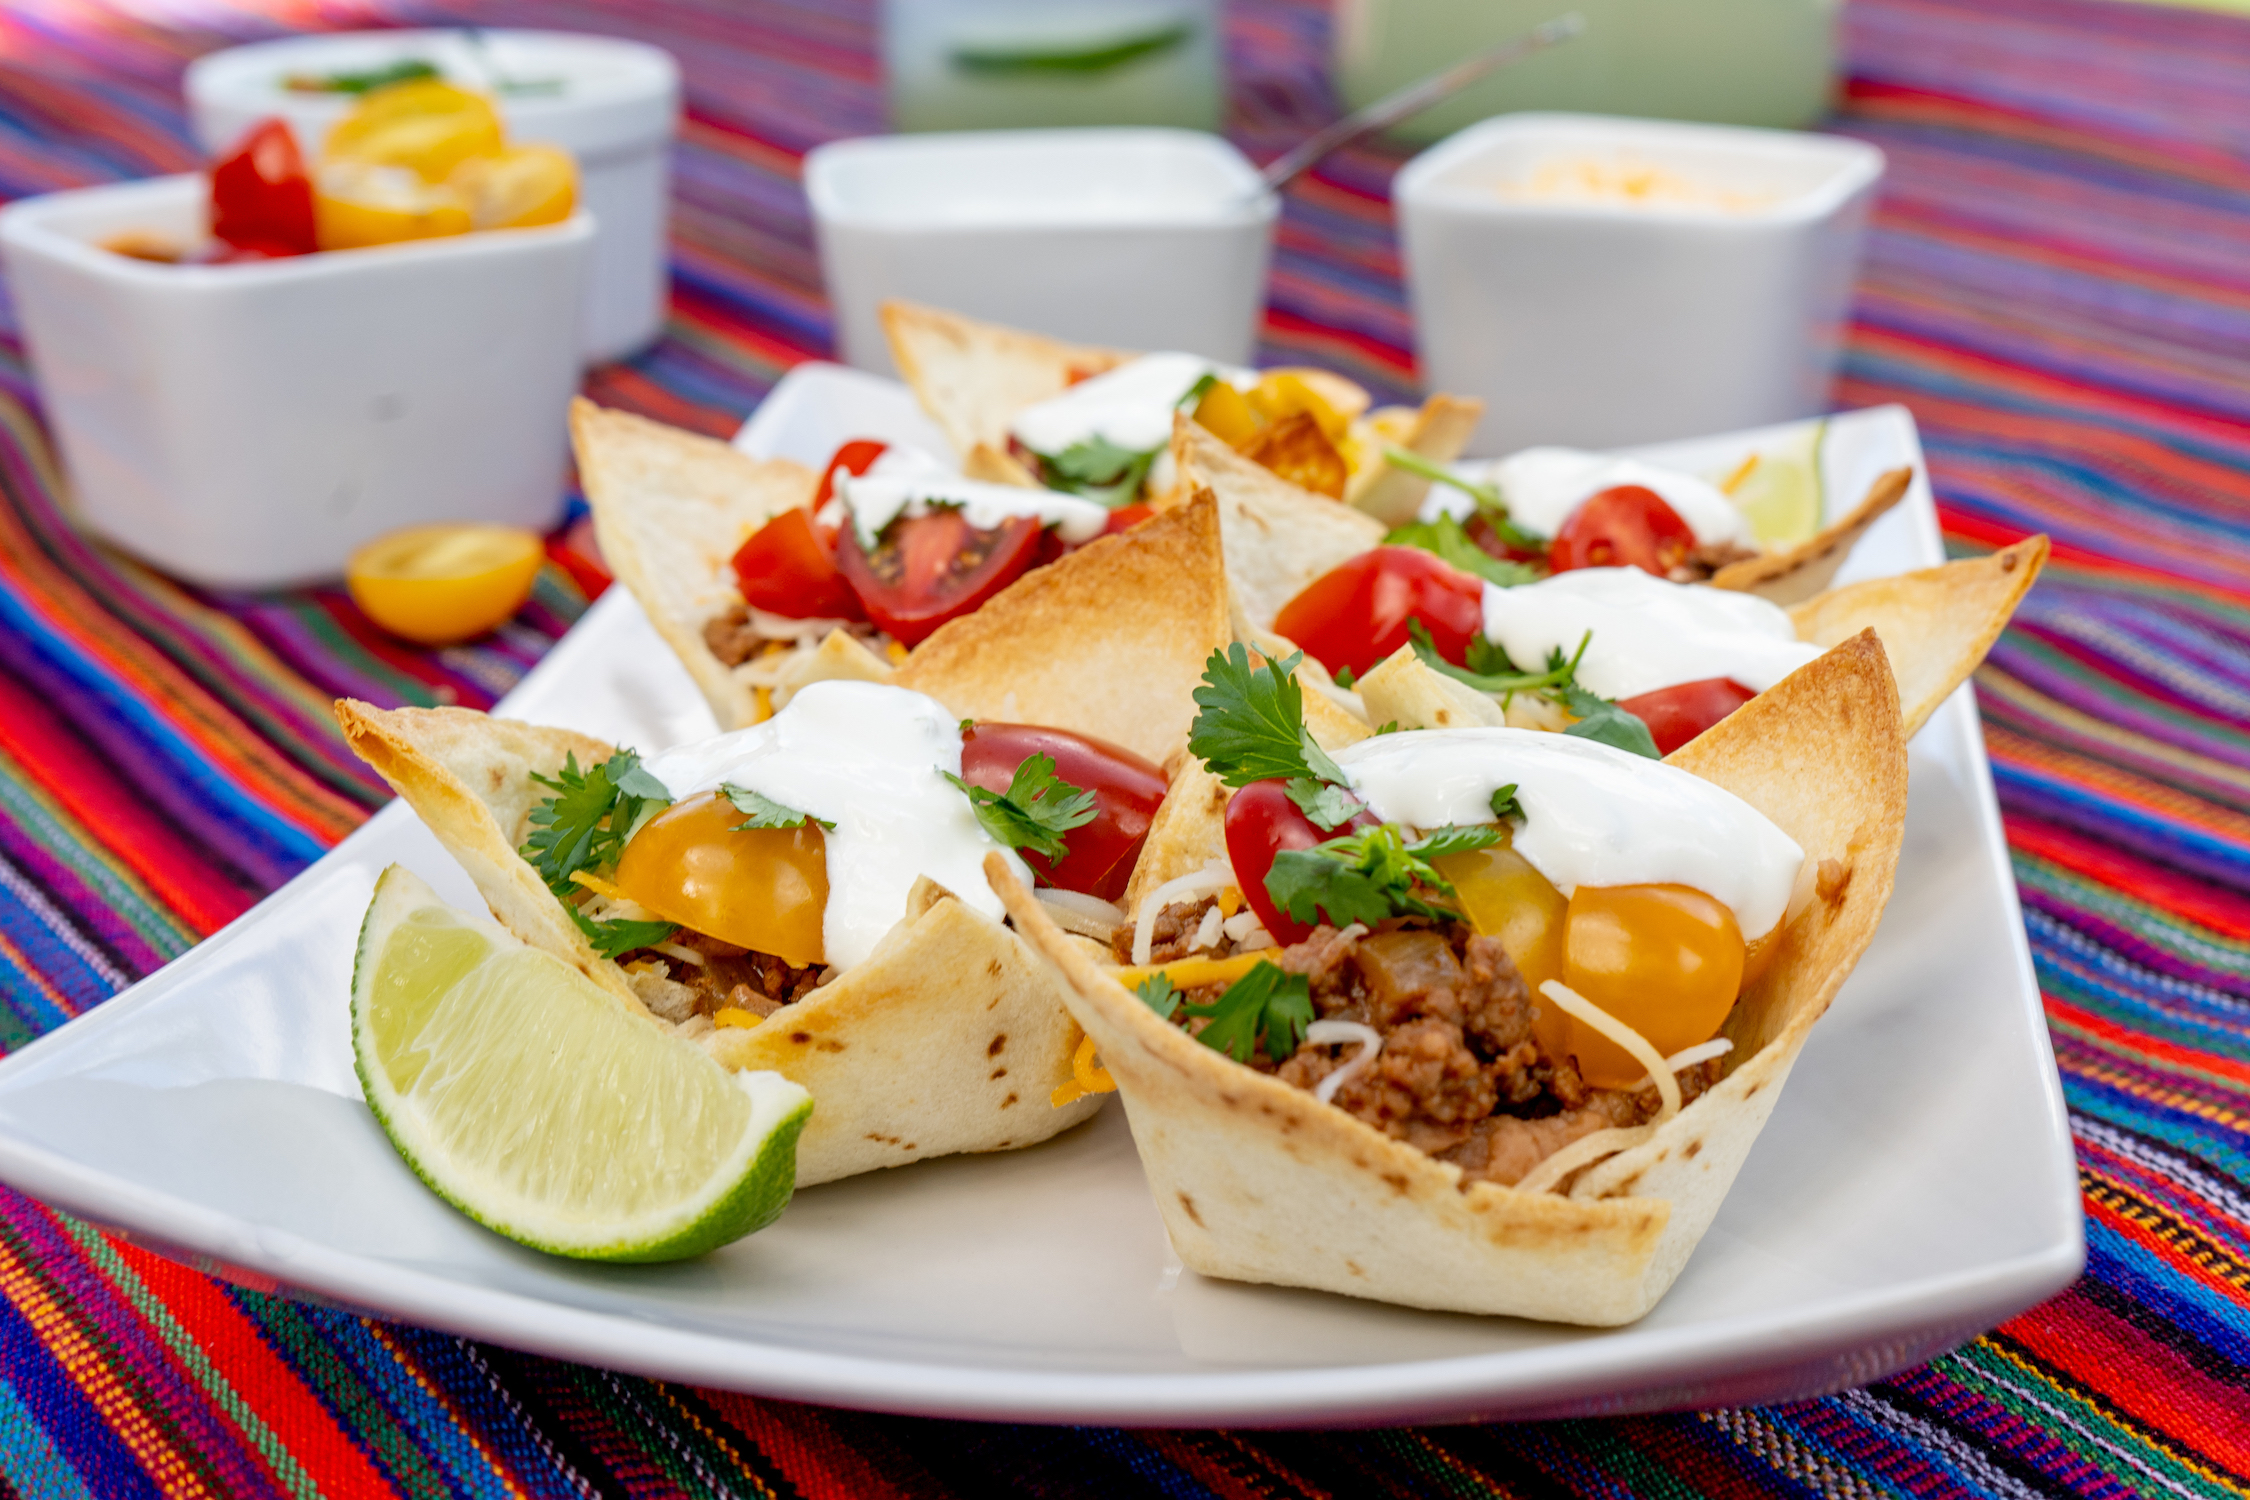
<box><xmin>885</xmin><ymin>640</ymin><xmax>909</xmax><ymax>665</ymax></box>
<box><xmin>569</xmin><ymin>869</ymin><xmax>633</xmax><ymax>902</ymax></box>
<box><xmin>1110</xmin><ymin>950</ymin><xmax>1269</xmax><ymax>993</ymax></box>
<box><xmin>711</xmin><ymin>1007</ymin><xmax>759</xmax><ymax>1030</ymax></box>
<box><xmin>1215</xmin><ymin>886</ymin><xmax>1244</xmax><ymax>918</ymax></box>
<box><xmin>753</xmin><ymin>685</ymin><xmax>774</xmax><ymax>719</ymax></box>
<box><xmin>1050</xmin><ymin>1030</ymin><xmax>1116</xmax><ymax>1107</ymax></box>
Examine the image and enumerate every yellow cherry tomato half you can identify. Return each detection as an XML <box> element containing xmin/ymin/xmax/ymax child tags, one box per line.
<box><xmin>611</xmin><ymin>792</ymin><xmax>828</xmax><ymax>967</ymax></box>
<box><xmin>1247</xmin><ymin>371</ymin><xmax>1350</xmax><ymax>443</ymax></box>
<box><xmin>346</xmin><ymin>524</ymin><xmax>543</xmax><ymax>645</ymax></box>
<box><xmin>1561</xmin><ymin>883</ymin><xmax>1745</xmax><ymax>1088</ymax></box>
<box><xmin>448</xmin><ymin>144</ymin><xmax>577</xmax><ymax>230</ymax></box>
<box><xmin>321</xmin><ymin>80</ymin><xmax>505</xmax><ymax>183</ymax></box>
<box><xmin>1190</xmin><ymin>379</ymin><xmax>1262</xmax><ymax>449</ymax></box>
<box><xmin>313</xmin><ymin>161</ymin><xmax>471</xmax><ymax>250</ymax></box>
<box><xmin>1432</xmin><ymin>840</ymin><xmax>1567</xmax><ymax>997</ymax></box>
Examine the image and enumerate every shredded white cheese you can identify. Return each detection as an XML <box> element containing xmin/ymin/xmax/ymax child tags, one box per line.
<box><xmin>1306</xmin><ymin>1019</ymin><xmax>1383</xmax><ymax>1105</ymax></box>
<box><xmin>1131</xmin><ymin>859</ymin><xmax>1233</xmax><ymax>966</ymax></box>
<box><xmin>1662</xmin><ymin>1037</ymin><xmax>1735</xmax><ymax>1072</ymax></box>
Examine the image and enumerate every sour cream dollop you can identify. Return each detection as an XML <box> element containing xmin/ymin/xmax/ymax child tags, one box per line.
<box><xmin>1426</xmin><ymin>448</ymin><xmax>1752</xmax><ymax>549</ymax></box>
<box><xmin>1333</xmin><ymin>727</ymin><xmax>1802</xmax><ymax>939</ymax></box>
<box><xmin>639</xmin><ymin>681</ymin><xmax>1031</xmax><ymax>970</ymax></box>
<box><xmin>1009</xmin><ymin>352</ymin><xmax>1254</xmax><ymax>459</ymax></box>
<box><xmin>835</xmin><ymin>446</ymin><xmax>1109</xmax><ymax>550</ymax></box>
<box><xmin>1482</xmin><ymin>567</ymin><xmax>1823</xmax><ymax>701</ymax></box>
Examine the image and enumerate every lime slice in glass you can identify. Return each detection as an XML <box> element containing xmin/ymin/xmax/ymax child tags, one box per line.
<box><xmin>1721</xmin><ymin>420</ymin><xmax>1826</xmax><ymax>548</ymax></box>
<box><xmin>351</xmin><ymin>864</ymin><xmax>812</xmax><ymax>1262</ymax></box>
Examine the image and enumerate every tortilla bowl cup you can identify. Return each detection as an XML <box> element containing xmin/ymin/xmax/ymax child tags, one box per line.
<box><xmin>335</xmin><ymin>699</ymin><xmax>1104</xmax><ymax>1186</ymax></box>
<box><xmin>992</xmin><ymin>630</ymin><xmax>1906</xmax><ymax>1324</ymax></box>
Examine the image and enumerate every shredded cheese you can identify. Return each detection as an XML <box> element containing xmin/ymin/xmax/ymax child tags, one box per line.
<box><xmin>651</xmin><ymin>941</ymin><xmax>706</xmax><ymax>967</ymax></box>
<box><xmin>1306</xmin><ymin>1020</ymin><xmax>1382</xmax><ymax>1105</ymax></box>
<box><xmin>569</xmin><ymin>869</ymin><xmax>631</xmax><ymax>901</ymax></box>
<box><xmin>711</xmin><ymin>1007</ymin><xmax>760</xmax><ymax>1030</ymax></box>
<box><xmin>1216</xmin><ymin>886</ymin><xmax>1243</xmax><ymax>918</ymax></box>
<box><xmin>1130</xmin><ymin>859</ymin><xmax>1233</xmax><ymax>966</ymax></box>
<box><xmin>1050</xmin><ymin>1030</ymin><xmax>1116</xmax><ymax>1107</ymax></box>
<box><xmin>1110</xmin><ymin>950</ymin><xmax>1270</xmax><ymax>992</ymax></box>
<box><xmin>1663</xmin><ymin>1038</ymin><xmax>1734</xmax><ymax>1072</ymax></box>
<box><xmin>1512</xmin><ymin>980</ymin><xmax>1681</xmax><ymax>1196</ymax></box>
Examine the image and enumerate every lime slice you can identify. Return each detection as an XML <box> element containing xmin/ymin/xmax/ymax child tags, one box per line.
<box><xmin>351</xmin><ymin>865</ymin><xmax>812</xmax><ymax>1261</ymax></box>
<box><xmin>1721</xmin><ymin>420</ymin><xmax>1826</xmax><ymax>548</ymax></box>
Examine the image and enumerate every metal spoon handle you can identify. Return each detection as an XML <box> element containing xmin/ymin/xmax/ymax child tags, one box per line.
<box><xmin>1256</xmin><ymin>12</ymin><xmax>1589</xmax><ymax>196</ymax></box>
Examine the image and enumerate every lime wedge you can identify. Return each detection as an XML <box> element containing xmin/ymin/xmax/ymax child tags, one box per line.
<box><xmin>351</xmin><ymin>865</ymin><xmax>812</xmax><ymax>1262</ymax></box>
<box><xmin>1722</xmin><ymin>420</ymin><xmax>1826</xmax><ymax>548</ymax></box>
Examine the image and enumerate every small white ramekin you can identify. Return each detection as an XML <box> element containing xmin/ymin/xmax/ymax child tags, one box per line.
<box><xmin>805</xmin><ymin>128</ymin><xmax>1276</xmax><ymax>375</ymax></box>
<box><xmin>0</xmin><ymin>175</ymin><xmax>592</xmax><ymax>590</ymax></box>
<box><xmin>1396</xmin><ymin>114</ymin><xmax>1884</xmax><ymax>454</ymax></box>
<box><xmin>185</xmin><ymin>30</ymin><xmax>678</xmax><ymax>362</ymax></box>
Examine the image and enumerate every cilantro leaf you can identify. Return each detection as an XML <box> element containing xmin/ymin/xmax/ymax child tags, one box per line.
<box><xmin>570</xmin><ymin>908</ymin><xmax>679</xmax><ymax>960</ymax></box>
<box><xmin>1556</xmin><ymin>685</ymin><xmax>1661</xmax><ymax>759</ymax></box>
<box><xmin>521</xmin><ymin>751</ymin><xmax>673</xmax><ymax>897</ymax></box>
<box><xmin>1332</xmin><ymin>664</ymin><xmax>1356</xmax><ymax>689</ymax></box>
<box><xmin>1181</xmin><ymin>962</ymin><xmax>1314</xmax><ymax>1063</ymax></box>
<box><xmin>1490</xmin><ymin>782</ymin><xmax>1523</xmax><ymax>821</ymax></box>
<box><xmin>1188</xmin><ymin>644</ymin><xmax>1347</xmax><ymax>789</ymax></box>
<box><xmin>1406</xmin><ymin>619</ymin><xmax>1580</xmax><ymax>696</ymax></box>
<box><xmin>944</xmin><ymin>753</ymin><xmax>1098</xmax><ymax>861</ymax></box>
<box><xmin>1134</xmin><ymin>972</ymin><xmax>1181</xmax><ymax>1020</ymax></box>
<box><xmin>1030</xmin><ymin>435</ymin><xmax>1157</xmax><ymax>507</ymax></box>
<box><xmin>1384</xmin><ymin>512</ymin><xmax>1542</xmax><ymax>588</ymax></box>
<box><xmin>1382</xmin><ymin>445</ymin><xmax>1549</xmax><ymax>556</ymax></box>
<box><xmin>722</xmin><ymin>783</ymin><xmax>835</xmax><ymax>832</ymax></box>
<box><xmin>1265</xmin><ymin>821</ymin><xmax>1504</xmax><ymax>928</ymax></box>
<box><xmin>1375</xmin><ymin>721</ymin><xmax>1402</xmax><ymax>735</ymax></box>
<box><xmin>1285</xmin><ymin>777</ymin><xmax>1363</xmax><ymax>832</ymax></box>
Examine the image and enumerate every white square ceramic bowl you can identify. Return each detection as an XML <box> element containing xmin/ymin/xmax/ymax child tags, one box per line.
<box><xmin>185</xmin><ymin>30</ymin><xmax>679</xmax><ymax>362</ymax></box>
<box><xmin>806</xmin><ymin>128</ymin><xmax>1276</xmax><ymax>376</ymax></box>
<box><xmin>1396</xmin><ymin>114</ymin><xmax>1884</xmax><ymax>455</ymax></box>
<box><xmin>0</xmin><ymin>175</ymin><xmax>593</xmax><ymax>590</ymax></box>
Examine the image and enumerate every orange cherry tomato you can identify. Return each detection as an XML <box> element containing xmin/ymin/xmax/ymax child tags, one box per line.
<box><xmin>1271</xmin><ymin>545</ymin><xmax>1486</xmax><ymax>680</ymax></box>
<box><xmin>612</xmin><ymin>791</ymin><xmax>828</xmax><ymax>967</ymax></box>
<box><xmin>1616</xmin><ymin>677</ymin><xmax>1758</xmax><ymax>756</ymax></box>
<box><xmin>959</xmin><ymin>722</ymin><xmax>1167</xmax><ymax>901</ymax></box>
<box><xmin>1550</xmin><ymin>485</ymin><xmax>1696</xmax><ymax>576</ymax></box>
<box><xmin>1560</xmin><ymin>883</ymin><xmax>1745</xmax><ymax>1087</ymax></box>
<box><xmin>731</xmin><ymin>507</ymin><xmax>864</xmax><ymax>622</ymax></box>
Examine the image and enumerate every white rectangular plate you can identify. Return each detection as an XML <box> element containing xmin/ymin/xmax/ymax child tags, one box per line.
<box><xmin>0</xmin><ymin>365</ymin><xmax>2081</xmax><ymax>1426</ymax></box>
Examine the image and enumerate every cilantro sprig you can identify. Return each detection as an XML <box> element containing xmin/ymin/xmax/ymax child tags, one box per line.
<box><xmin>1032</xmin><ymin>435</ymin><xmax>1157</xmax><ymax>507</ymax></box>
<box><xmin>1189</xmin><ymin>643</ymin><xmax>1352</xmax><ymax>787</ymax></box>
<box><xmin>1265</xmin><ymin>822</ymin><xmax>1503</xmax><ymax>929</ymax></box>
<box><xmin>722</xmin><ymin>784</ymin><xmax>834</xmax><ymax>832</ymax></box>
<box><xmin>1382</xmin><ymin>446</ymin><xmax>1548</xmax><ymax>557</ymax></box>
<box><xmin>1134</xmin><ymin>972</ymin><xmax>1181</xmax><ymax>1019</ymax></box>
<box><xmin>1406</xmin><ymin>623</ymin><xmax>1660</xmax><ymax>760</ymax></box>
<box><xmin>945</xmin><ymin>753</ymin><xmax>1098</xmax><ymax>861</ymax></box>
<box><xmin>521</xmin><ymin>751</ymin><xmax>673</xmax><ymax>898</ymax></box>
<box><xmin>1179</xmin><ymin>962</ymin><xmax>1314</xmax><ymax>1064</ymax></box>
<box><xmin>1385</xmin><ymin>512</ymin><xmax>1541</xmax><ymax>588</ymax></box>
<box><xmin>570</xmin><ymin>910</ymin><xmax>680</xmax><ymax>961</ymax></box>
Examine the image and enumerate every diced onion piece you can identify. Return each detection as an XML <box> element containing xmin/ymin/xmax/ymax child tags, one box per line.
<box><xmin>1305</xmin><ymin>1020</ymin><xmax>1382</xmax><ymax>1105</ymax></box>
<box><xmin>1237</xmin><ymin>930</ymin><xmax>1278</xmax><ymax>952</ymax></box>
<box><xmin>1220</xmin><ymin>909</ymin><xmax>1270</xmax><ymax>945</ymax></box>
<box><xmin>1189</xmin><ymin>905</ymin><xmax>1224</xmax><ymax>952</ymax></box>
<box><xmin>1034</xmin><ymin>887</ymin><xmax>1126</xmax><ymax>941</ymax></box>
<box><xmin>1663</xmin><ymin>1038</ymin><xmax>1734</xmax><ymax>1072</ymax></box>
<box><xmin>1131</xmin><ymin>859</ymin><xmax>1233</xmax><ymax>966</ymax></box>
<box><xmin>1513</xmin><ymin>980</ymin><xmax>1680</xmax><ymax>1195</ymax></box>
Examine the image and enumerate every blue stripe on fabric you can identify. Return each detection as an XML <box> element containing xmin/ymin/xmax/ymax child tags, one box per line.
<box><xmin>0</xmin><ymin>1269</ymin><xmax>160</xmax><ymax>1500</ymax></box>
<box><xmin>0</xmin><ymin>1378</ymin><xmax>100</xmax><ymax>1500</ymax></box>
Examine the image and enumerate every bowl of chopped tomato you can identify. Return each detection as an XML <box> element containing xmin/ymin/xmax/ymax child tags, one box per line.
<box><xmin>0</xmin><ymin>171</ymin><xmax>591</xmax><ymax>589</ymax></box>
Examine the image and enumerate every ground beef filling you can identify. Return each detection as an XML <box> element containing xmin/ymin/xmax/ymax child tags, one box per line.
<box><xmin>1667</xmin><ymin>538</ymin><xmax>1762</xmax><ymax>584</ymax></box>
<box><xmin>619</xmin><ymin>928</ymin><xmax>822</xmax><ymax>1023</ymax></box>
<box><xmin>703</xmin><ymin>604</ymin><xmax>767</xmax><ymax>669</ymax></box>
<box><xmin>1164</xmin><ymin>919</ymin><xmax>1720</xmax><ymax>1188</ymax></box>
<box><xmin>1110</xmin><ymin>895</ymin><xmax>1251</xmax><ymax>967</ymax></box>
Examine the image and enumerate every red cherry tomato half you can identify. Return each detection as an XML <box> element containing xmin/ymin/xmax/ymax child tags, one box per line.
<box><xmin>812</xmin><ymin>439</ymin><xmax>889</xmax><ymax>509</ymax></box>
<box><xmin>836</xmin><ymin>507</ymin><xmax>1043</xmax><ymax>647</ymax></box>
<box><xmin>730</xmin><ymin>507</ymin><xmax>864</xmax><ymax>622</ymax></box>
<box><xmin>1549</xmin><ymin>485</ymin><xmax>1696</xmax><ymax>576</ymax></box>
<box><xmin>1270</xmin><ymin>545</ymin><xmax>1486</xmax><ymax>679</ymax></box>
<box><xmin>210</xmin><ymin>118</ymin><xmax>316</xmax><ymax>257</ymax></box>
<box><xmin>1030</xmin><ymin>502</ymin><xmax>1154</xmax><ymax>568</ymax></box>
<box><xmin>1615</xmin><ymin>677</ymin><xmax>1758</xmax><ymax>756</ymax></box>
<box><xmin>1224</xmin><ymin>778</ymin><xmax>1379</xmax><ymax>946</ymax></box>
<box><xmin>960</xmin><ymin>722</ymin><xmax>1168</xmax><ymax>901</ymax></box>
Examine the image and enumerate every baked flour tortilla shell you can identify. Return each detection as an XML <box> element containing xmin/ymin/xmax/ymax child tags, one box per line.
<box><xmin>1354</xmin><ymin>536</ymin><xmax>2047</xmax><ymax>745</ymax></box>
<box><xmin>570</xmin><ymin>399</ymin><xmax>819</xmax><ymax>731</ymax></box>
<box><xmin>335</xmin><ymin>699</ymin><xmax>1104</xmax><ymax>1187</ymax></box>
<box><xmin>996</xmin><ymin>631</ymin><xmax>1904</xmax><ymax>1324</ymax></box>
<box><xmin>880</xmin><ymin>301</ymin><xmax>1478</xmax><ymax>521</ymax></box>
<box><xmin>1790</xmin><ymin>534</ymin><xmax>2048</xmax><ymax>738</ymax></box>
<box><xmin>1710</xmin><ymin>465</ymin><xmax>1914</xmax><ymax>605</ymax></box>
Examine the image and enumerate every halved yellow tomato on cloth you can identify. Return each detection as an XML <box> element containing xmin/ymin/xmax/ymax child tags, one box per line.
<box><xmin>346</xmin><ymin>524</ymin><xmax>543</xmax><ymax>645</ymax></box>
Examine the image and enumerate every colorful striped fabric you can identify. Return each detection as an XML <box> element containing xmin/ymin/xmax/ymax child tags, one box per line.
<box><xmin>1</xmin><ymin>0</ymin><xmax>2246</xmax><ymax>1493</ymax></box>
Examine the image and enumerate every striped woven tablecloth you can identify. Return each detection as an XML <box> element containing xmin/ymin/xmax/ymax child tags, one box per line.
<box><xmin>2</xmin><ymin>0</ymin><xmax>2246</xmax><ymax>1493</ymax></box>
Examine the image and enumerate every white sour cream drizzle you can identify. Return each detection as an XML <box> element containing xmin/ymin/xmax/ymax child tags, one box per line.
<box><xmin>1008</xmin><ymin>352</ymin><xmax>1254</xmax><ymax>459</ymax></box>
<box><xmin>1332</xmin><ymin>727</ymin><xmax>1803</xmax><ymax>939</ymax></box>
<box><xmin>1482</xmin><ymin>567</ymin><xmax>1822</xmax><ymax>701</ymax></box>
<box><xmin>639</xmin><ymin>681</ymin><xmax>1032</xmax><ymax>971</ymax></box>
<box><xmin>1426</xmin><ymin>447</ymin><xmax>1752</xmax><ymax>548</ymax></box>
<box><xmin>835</xmin><ymin>446</ymin><xmax>1109</xmax><ymax>550</ymax></box>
